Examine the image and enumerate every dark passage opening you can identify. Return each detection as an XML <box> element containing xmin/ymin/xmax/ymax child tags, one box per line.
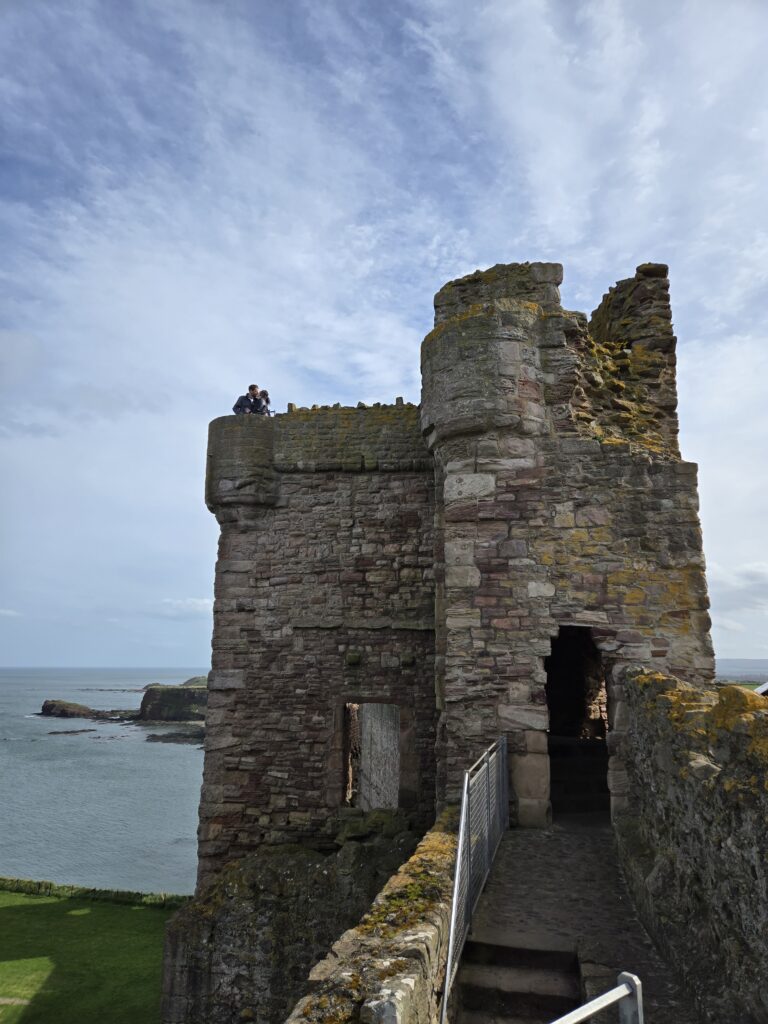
<box><xmin>343</xmin><ymin>702</ymin><xmax>400</xmax><ymax>810</ymax></box>
<box><xmin>545</xmin><ymin>627</ymin><xmax>610</xmax><ymax>822</ymax></box>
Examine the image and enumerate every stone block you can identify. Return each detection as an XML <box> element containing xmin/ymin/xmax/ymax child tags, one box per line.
<box><xmin>517</xmin><ymin>797</ymin><xmax>552</xmax><ymax>828</ymax></box>
<box><xmin>528</xmin><ymin>581</ymin><xmax>555</xmax><ymax>598</ymax></box>
<box><xmin>446</xmin><ymin>609</ymin><xmax>482</xmax><ymax>629</ymax></box>
<box><xmin>609</xmin><ymin>700</ymin><xmax>630</xmax><ymax>731</ymax></box>
<box><xmin>208</xmin><ymin>669</ymin><xmax>245</xmax><ymax>690</ymax></box>
<box><xmin>498</xmin><ymin>704</ymin><xmax>549</xmax><ymax>730</ymax></box>
<box><xmin>524</xmin><ymin>729</ymin><xmax>548</xmax><ymax>753</ymax></box>
<box><xmin>445</xmin><ymin>539</ymin><xmax>475</xmax><ymax>565</ymax></box>
<box><xmin>511</xmin><ymin>752</ymin><xmax>550</xmax><ymax>799</ymax></box>
<box><xmin>444</xmin><ymin>472</ymin><xmax>495</xmax><ymax>502</ymax></box>
<box><xmin>445</xmin><ymin>565</ymin><xmax>481</xmax><ymax>588</ymax></box>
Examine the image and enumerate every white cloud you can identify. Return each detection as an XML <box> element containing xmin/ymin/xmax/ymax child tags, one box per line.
<box><xmin>0</xmin><ymin>609</ymin><xmax>21</xmax><ymax>617</ymax></box>
<box><xmin>1</xmin><ymin>0</ymin><xmax>768</xmax><ymax>661</ymax></box>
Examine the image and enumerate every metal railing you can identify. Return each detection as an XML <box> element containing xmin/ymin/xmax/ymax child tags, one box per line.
<box><xmin>548</xmin><ymin>972</ymin><xmax>644</xmax><ymax>1024</ymax></box>
<box><xmin>439</xmin><ymin>736</ymin><xmax>509</xmax><ymax>1024</ymax></box>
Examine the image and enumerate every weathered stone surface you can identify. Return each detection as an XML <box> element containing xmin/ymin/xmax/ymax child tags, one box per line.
<box><xmin>616</xmin><ymin>669</ymin><xmax>768</xmax><ymax>1023</ymax></box>
<box><xmin>162</xmin><ymin>823</ymin><xmax>420</xmax><ymax>1024</ymax></box>
<box><xmin>283</xmin><ymin>812</ymin><xmax>457</xmax><ymax>1024</ymax></box>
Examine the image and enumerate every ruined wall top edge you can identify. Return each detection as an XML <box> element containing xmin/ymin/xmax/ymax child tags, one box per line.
<box><xmin>206</xmin><ymin>403</ymin><xmax>431</xmax><ymax>510</ymax></box>
<box><xmin>421</xmin><ymin>260</ymin><xmax>681</xmax><ymax>459</ymax></box>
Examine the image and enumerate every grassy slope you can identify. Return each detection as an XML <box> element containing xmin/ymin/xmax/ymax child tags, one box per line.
<box><xmin>0</xmin><ymin>891</ymin><xmax>174</xmax><ymax>1024</ymax></box>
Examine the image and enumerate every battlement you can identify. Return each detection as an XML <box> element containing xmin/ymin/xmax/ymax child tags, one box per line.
<box><xmin>206</xmin><ymin>402</ymin><xmax>430</xmax><ymax>518</ymax></box>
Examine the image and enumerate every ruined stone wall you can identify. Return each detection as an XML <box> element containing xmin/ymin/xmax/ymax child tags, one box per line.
<box><xmin>199</xmin><ymin>405</ymin><xmax>437</xmax><ymax>885</ymax></box>
<box><xmin>284</xmin><ymin>811</ymin><xmax>457</xmax><ymax>1024</ymax></box>
<box><xmin>420</xmin><ymin>262</ymin><xmax>714</xmax><ymax>822</ymax></box>
<box><xmin>615</xmin><ymin>669</ymin><xmax>768</xmax><ymax>1024</ymax></box>
<box><xmin>163</xmin><ymin>818</ymin><xmax>421</xmax><ymax>1024</ymax></box>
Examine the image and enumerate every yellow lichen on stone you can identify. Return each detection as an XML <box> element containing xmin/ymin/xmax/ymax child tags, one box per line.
<box><xmin>422</xmin><ymin>302</ymin><xmax>494</xmax><ymax>345</ymax></box>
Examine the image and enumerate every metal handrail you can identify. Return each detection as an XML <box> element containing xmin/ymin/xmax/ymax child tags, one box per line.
<box><xmin>439</xmin><ymin>736</ymin><xmax>509</xmax><ymax>1024</ymax></box>
<box><xmin>548</xmin><ymin>972</ymin><xmax>644</xmax><ymax>1024</ymax></box>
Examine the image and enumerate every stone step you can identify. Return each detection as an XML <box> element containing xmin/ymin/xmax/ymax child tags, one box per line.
<box><xmin>459</xmin><ymin>963</ymin><xmax>580</xmax><ymax>1000</ymax></box>
<box><xmin>460</xmin><ymin>977</ymin><xmax>580</xmax><ymax>1021</ymax></box>
<box><xmin>462</xmin><ymin>940</ymin><xmax>577</xmax><ymax>974</ymax></box>
<box><xmin>459</xmin><ymin>1010</ymin><xmax>551</xmax><ymax>1024</ymax></box>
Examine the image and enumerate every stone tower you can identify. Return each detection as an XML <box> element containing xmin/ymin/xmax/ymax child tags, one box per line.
<box><xmin>163</xmin><ymin>261</ymin><xmax>714</xmax><ymax>1024</ymax></box>
<box><xmin>421</xmin><ymin>261</ymin><xmax>713</xmax><ymax>824</ymax></box>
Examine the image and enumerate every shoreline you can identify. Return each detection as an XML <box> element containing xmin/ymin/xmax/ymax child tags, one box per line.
<box><xmin>0</xmin><ymin>875</ymin><xmax>190</xmax><ymax>907</ymax></box>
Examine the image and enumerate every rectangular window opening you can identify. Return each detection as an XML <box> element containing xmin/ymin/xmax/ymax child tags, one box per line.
<box><xmin>343</xmin><ymin>702</ymin><xmax>400</xmax><ymax>810</ymax></box>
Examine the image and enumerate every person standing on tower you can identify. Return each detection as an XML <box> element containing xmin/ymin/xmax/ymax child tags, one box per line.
<box><xmin>233</xmin><ymin>385</ymin><xmax>264</xmax><ymax>415</ymax></box>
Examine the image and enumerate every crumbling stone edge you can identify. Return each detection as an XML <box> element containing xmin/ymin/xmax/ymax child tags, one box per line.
<box><xmin>284</xmin><ymin>809</ymin><xmax>459</xmax><ymax>1024</ymax></box>
<box><xmin>615</xmin><ymin>666</ymin><xmax>768</xmax><ymax>1024</ymax></box>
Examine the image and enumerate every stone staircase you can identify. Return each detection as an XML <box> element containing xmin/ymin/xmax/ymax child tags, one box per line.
<box><xmin>455</xmin><ymin>828</ymin><xmax>702</xmax><ymax>1024</ymax></box>
<box><xmin>457</xmin><ymin>938</ymin><xmax>580</xmax><ymax>1024</ymax></box>
<box><xmin>548</xmin><ymin>736</ymin><xmax>610</xmax><ymax>819</ymax></box>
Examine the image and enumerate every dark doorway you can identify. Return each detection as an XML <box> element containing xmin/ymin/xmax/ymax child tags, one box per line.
<box><xmin>545</xmin><ymin>627</ymin><xmax>610</xmax><ymax>822</ymax></box>
<box><xmin>343</xmin><ymin>702</ymin><xmax>400</xmax><ymax>810</ymax></box>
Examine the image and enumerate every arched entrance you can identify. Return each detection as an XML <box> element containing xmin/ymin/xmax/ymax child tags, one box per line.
<box><xmin>545</xmin><ymin>626</ymin><xmax>610</xmax><ymax>822</ymax></box>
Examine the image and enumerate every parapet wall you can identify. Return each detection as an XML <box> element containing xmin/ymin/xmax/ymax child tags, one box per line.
<box><xmin>616</xmin><ymin>669</ymin><xmax>768</xmax><ymax>1024</ymax></box>
<box><xmin>285</xmin><ymin>811</ymin><xmax>457</xmax><ymax>1024</ymax></box>
<box><xmin>162</xmin><ymin>815</ymin><xmax>423</xmax><ymax>1024</ymax></box>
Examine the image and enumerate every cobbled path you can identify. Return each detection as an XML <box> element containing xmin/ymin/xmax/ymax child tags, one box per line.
<box><xmin>470</xmin><ymin>823</ymin><xmax>701</xmax><ymax>1024</ymax></box>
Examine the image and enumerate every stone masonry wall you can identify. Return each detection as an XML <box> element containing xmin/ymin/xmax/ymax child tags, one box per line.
<box><xmin>615</xmin><ymin>669</ymin><xmax>768</xmax><ymax>1024</ymax></box>
<box><xmin>199</xmin><ymin>405</ymin><xmax>436</xmax><ymax>886</ymax></box>
<box><xmin>420</xmin><ymin>262</ymin><xmax>714</xmax><ymax>822</ymax></box>
<box><xmin>284</xmin><ymin>810</ymin><xmax>457</xmax><ymax>1024</ymax></box>
<box><xmin>162</xmin><ymin>818</ymin><xmax>421</xmax><ymax>1024</ymax></box>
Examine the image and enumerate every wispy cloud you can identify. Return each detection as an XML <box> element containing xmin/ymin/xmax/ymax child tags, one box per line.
<box><xmin>0</xmin><ymin>609</ymin><xmax>21</xmax><ymax>618</ymax></box>
<box><xmin>708</xmin><ymin>563</ymin><xmax>768</xmax><ymax>615</ymax></box>
<box><xmin>1</xmin><ymin>0</ymin><xmax>768</xmax><ymax>661</ymax></box>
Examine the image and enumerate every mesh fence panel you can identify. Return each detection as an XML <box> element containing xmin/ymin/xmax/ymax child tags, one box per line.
<box><xmin>441</xmin><ymin>737</ymin><xmax>509</xmax><ymax>1020</ymax></box>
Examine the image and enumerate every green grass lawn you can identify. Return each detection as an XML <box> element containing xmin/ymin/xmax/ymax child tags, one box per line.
<box><xmin>0</xmin><ymin>891</ymin><xmax>176</xmax><ymax>1024</ymax></box>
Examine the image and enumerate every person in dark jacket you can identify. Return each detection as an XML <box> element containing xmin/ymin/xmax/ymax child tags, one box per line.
<box><xmin>233</xmin><ymin>385</ymin><xmax>264</xmax><ymax>415</ymax></box>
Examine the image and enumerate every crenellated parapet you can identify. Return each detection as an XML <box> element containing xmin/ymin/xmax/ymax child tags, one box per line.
<box><xmin>206</xmin><ymin>403</ymin><xmax>429</xmax><ymax>523</ymax></box>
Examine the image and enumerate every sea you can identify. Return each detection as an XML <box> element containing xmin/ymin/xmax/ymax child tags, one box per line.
<box><xmin>0</xmin><ymin>667</ymin><xmax>207</xmax><ymax>895</ymax></box>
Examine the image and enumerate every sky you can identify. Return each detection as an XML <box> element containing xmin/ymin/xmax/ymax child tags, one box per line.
<box><xmin>1</xmin><ymin>0</ymin><xmax>766</xmax><ymax>666</ymax></box>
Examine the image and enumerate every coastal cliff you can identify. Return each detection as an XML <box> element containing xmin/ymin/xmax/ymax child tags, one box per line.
<box><xmin>40</xmin><ymin>676</ymin><xmax>208</xmax><ymax>740</ymax></box>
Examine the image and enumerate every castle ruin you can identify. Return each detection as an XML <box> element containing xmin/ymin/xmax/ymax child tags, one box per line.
<box><xmin>162</xmin><ymin>263</ymin><xmax>767</xmax><ymax>1024</ymax></box>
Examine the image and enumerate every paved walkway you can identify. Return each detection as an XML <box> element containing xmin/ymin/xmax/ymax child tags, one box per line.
<box><xmin>470</xmin><ymin>823</ymin><xmax>700</xmax><ymax>1024</ymax></box>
